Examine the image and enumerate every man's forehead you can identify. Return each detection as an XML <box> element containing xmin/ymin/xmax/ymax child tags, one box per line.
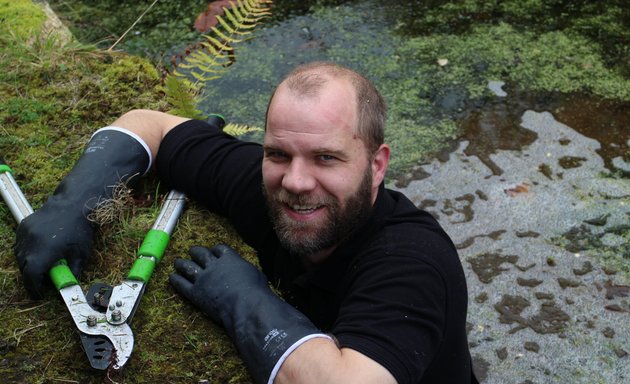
<box><xmin>277</xmin><ymin>72</ymin><xmax>355</xmax><ymax>99</ymax></box>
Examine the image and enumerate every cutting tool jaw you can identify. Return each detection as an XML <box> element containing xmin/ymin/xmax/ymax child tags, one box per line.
<box><xmin>59</xmin><ymin>284</ymin><xmax>135</xmax><ymax>370</ymax></box>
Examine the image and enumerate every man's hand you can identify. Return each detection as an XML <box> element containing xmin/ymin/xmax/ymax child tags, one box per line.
<box><xmin>15</xmin><ymin>200</ymin><xmax>93</xmax><ymax>299</ymax></box>
<box><xmin>170</xmin><ymin>245</ymin><xmax>329</xmax><ymax>384</ymax></box>
<box><xmin>13</xmin><ymin>128</ymin><xmax>150</xmax><ymax>299</ymax></box>
<box><xmin>169</xmin><ymin>245</ymin><xmax>267</xmax><ymax>328</ymax></box>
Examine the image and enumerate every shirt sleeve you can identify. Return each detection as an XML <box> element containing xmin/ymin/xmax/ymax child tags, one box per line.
<box><xmin>154</xmin><ymin>119</ymin><xmax>271</xmax><ymax>248</ymax></box>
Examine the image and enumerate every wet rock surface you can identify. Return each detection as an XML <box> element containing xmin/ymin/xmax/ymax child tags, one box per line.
<box><xmin>394</xmin><ymin>108</ymin><xmax>630</xmax><ymax>383</ymax></box>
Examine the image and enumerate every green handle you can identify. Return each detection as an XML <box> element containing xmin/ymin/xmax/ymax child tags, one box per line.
<box><xmin>127</xmin><ymin>229</ymin><xmax>171</xmax><ymax>282</ymax></box>
<box><xmin>50</xmin><ymin>259</ymin><xmax>79</xmax><ymax>289</ymax></box>
<box><xmin>0</xmin><ymin>156</ymin><xmax>15</xmax><ymax>175</ymax></box>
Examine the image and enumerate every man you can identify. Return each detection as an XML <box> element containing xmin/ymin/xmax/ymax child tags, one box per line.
<box><xmin>15</xmin><ymin>62</ymin><xmax>474</xmax><ymax>383</ymax></box>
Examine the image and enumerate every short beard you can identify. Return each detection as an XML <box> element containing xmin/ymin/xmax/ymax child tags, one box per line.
<box><xmin>264</xmin><ymin>167</ymin><xmax>374</xmax><ymax>258</ymax></box>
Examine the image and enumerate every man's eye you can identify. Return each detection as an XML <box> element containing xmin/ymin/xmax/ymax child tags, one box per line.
<box><xmin>318</xmin><ymin>154</ymin><xmax>336</xmax><ymax>162</ymax></box>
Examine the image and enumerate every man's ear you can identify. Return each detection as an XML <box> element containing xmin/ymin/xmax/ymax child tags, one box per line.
<box><xmin>371</xmin><ymin>144</ymin><xmax>390</xmax><ymax>189</ymax></box>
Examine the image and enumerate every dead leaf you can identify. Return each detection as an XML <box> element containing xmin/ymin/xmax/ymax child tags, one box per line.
<box><xmin>505</xmin><ymin>182</ymin><xmax>531</xmax><ymax>197</ymax></box>
<box><xmin>194</xmin><ymin>1</ymin><xmax>236</xmax><ymax>33</ymax></box>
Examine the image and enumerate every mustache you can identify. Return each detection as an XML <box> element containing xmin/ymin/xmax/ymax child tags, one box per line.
<box><xmin>273</xmin><ymin>189</ymin><xmax>331</xmax><ymax>207</ymax></box>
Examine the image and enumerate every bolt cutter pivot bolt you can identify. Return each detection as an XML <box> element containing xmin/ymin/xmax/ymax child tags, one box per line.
<box><xmin>111</xmin><ymin>309</ymin><xmax>122</xmax><ymax>322</ymax></box>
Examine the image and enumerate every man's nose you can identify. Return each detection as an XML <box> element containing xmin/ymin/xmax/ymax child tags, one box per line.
<box><xmin>281</xmin><ymin>159</ymin><xmax>316</xmax><ymax>194</ymax></box>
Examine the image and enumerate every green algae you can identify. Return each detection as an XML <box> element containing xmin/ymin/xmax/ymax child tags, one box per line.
<box><xmin>190</xmin><ymin>1</ymin><xmax>629</xmax><ymax>180</ymax></box>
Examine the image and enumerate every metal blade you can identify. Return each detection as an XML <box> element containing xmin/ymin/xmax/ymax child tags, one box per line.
<box><xmin>80</xmin><ymin>333</ymin><xmax>116</xmax><ymax>370</ymax></box>
<box><xmin>59</xmin><ymin>285</ymin><xmax>134</xmax><ymax>370</ymax></box>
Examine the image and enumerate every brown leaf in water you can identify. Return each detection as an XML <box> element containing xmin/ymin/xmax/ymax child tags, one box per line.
<box><xmin>194</xmin><ymin>1</ymin><xmax>235</xmax><ymax>33</ymax></box>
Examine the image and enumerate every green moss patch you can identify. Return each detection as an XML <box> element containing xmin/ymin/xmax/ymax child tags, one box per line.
<box><xmin>0</xmin><ymin>0</ymin><xmax>46</xmax><ymax>40</ymax></box>
<box><xmin>0</xmin><ymin>2</ymin><xmax>252</xmax><ymax>382</ymax></box>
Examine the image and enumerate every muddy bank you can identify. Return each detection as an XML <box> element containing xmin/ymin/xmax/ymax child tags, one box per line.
<box><xmin>395</xmin><ymin>98</ymin><xmax>629</xmax><ymax>382</ymax></box>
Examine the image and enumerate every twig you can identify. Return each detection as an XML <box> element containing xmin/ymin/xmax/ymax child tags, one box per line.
<box><xmin>16</xmin><ymin>301</ymin><xmax>49</xmax><ymax>313</ymax></box>
<box><xmin>108</xmin><ymin>0</ymin><xmax>159</xmax><ymax>51</ymax></box>
<box><xmin>13</xmin><ymin>323</ymin><xmax>45</xmax><ymax>347</ymax></box>
<box><xmin>42</xmin><ymin>354</ymin><xmax>55</xmax><ymax>378</ymax></box>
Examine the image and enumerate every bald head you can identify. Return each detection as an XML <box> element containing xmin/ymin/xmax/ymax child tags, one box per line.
<box><xmin>267</xmin><ymin>62</ymin><xmax>387</xmax><ymax>154</ymax></box>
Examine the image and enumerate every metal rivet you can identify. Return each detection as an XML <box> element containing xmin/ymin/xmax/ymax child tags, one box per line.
<box><xmin>87</xmin><ymin>315</ymin><xmax>97</xmax><ymax>327</ymax></box>
<box><xmin>109</xmin><ymin>304</ymin><xmax>115</xmax><ymax>311</ymax></box>
<box><xmin>111</xmin><ymin>309</ymin><xmax>122</xmax><ymax>322</ymax></box>
<box><xmin>116</xmin><ymin>300</ymin><xmax>123</xmax><ymax>307</ymax></box>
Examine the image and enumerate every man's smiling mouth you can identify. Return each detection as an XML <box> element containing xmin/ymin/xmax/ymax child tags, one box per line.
<box><xmin>287</xmin><ymin>203</ymin><xmax>324</xmax><ymax>214</ymax></box>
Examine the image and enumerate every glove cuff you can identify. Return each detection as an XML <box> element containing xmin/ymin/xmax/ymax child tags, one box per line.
<box><xmin>267</xmin><ymin>333</ymin><xmax>333</xmax><ymax>384</ymax></box>
<box><xmin>92</xmin><ymin>126</ymin><xmax>153</xmax><ymax>174</ymax></box>
<box><xmin>52</xmin><ymin>127</ymin><xmax>151</xmax><ymax>215</ymax></box>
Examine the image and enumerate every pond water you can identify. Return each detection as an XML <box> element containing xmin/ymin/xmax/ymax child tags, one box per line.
<box><xmin>51</xmin><ymin>0</ymin><xmax>629</xmax><ymax>181</ymax></box>
<box><xmin>177</xmin><ymin>0</ymin><xmax>629</xmax><ymax>182</ymax></box>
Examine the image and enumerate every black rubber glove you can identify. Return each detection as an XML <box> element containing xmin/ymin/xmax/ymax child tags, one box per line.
<box><xmin>170</xmin><ymin>245</ymin><xmax>328</xmax><ymax>384</ymax></box>
<box><xmin>15</xmin><ymin>129</ymin><xmax>150</xmax><ymax>298</ymax></box>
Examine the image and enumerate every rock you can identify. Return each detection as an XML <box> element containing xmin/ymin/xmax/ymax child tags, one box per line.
<box><xmin>612</xmin><ymin>156</ymin><xmax>630</xmax><ymax>172</ymax></box>
<box><xmin>488</xmin><ymin>80</ymin><xmax>507</xmax><ymax>97</ymax></box>
<box><xmin>34</xmin><ymin>1</ymin><xmax>74</xmax><ymax>45</ymax></box>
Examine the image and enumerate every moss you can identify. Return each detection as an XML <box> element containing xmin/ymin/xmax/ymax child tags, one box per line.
<box><xmin>0</xmin><ymin>2</ymin><xmax>251</xmax><ymax>382</ymax></box>
<box><xmin>0</xmin><ymin>0</ymin><xmax>47</xmax><ymax>40</ymax></box>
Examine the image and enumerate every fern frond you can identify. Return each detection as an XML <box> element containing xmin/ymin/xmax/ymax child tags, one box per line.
<box><xmin>164</xmin><ymin>74</ymin><xmax>205</xmax><ymax>119</ymax></box>
<box><xmin>227</xmin><ymin>3</ymin><xmax>265</xmax><ymax>25</ymax></box>
<box><xmin>180</xmin><ymin>60</ymin><xmax>226</xmax><ymax>72</ymax></box>
<box><xmin>242</xmin><ymin>0</ymin><xmax>272</xmax><ymax>16</ymax></box>
<box><xmin>168</xmin><ymin>0</ymin><xmax>273</xmax><ymax>113</ymax></box>
<box><xmin>189</xmin><ymin>71</ymin><xmax>223</xmax><ymax>82</ymax></box>
<box><xmin>226</xmin><ymin>5</ymin><xmax>256</xmax><ymax>26</ymax></box>
<box><xmin>224</xmin><ymin>123</ymin><xmax>263</xmax><ymax>137</ymax></box>
<box><xmin>202</xmin><ymin>35</ymin><xmax>235</xmax><ymax>52</ymax></box>
<box><xmin>188</xmin><ymin>44</ymin><xmax>230</xmax><ymax>64</ymax></box>
<box><xmin>210</xmin><ymin>26</ymin><xmax>245</xmax><ymax>44</ymax></box>
<box><xmin>217</xmin><ymin>15</ymin><xmax>253</xmax><ymax>36</ymax></box>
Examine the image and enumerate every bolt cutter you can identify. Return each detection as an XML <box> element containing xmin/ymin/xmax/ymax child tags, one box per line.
<box><xmin>0</xmin><ymin>157</ymin><xmax>186</xmax><ymax>370</ymax></box>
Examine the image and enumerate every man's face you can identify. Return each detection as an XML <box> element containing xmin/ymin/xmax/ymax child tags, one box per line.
<box><xmin>262</xmin><ymin>79</ymin><xmax>382</xmax><ymax>261</ymax></box>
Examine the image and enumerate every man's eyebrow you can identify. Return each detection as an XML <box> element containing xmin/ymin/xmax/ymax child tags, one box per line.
<box><xmin>262</xmin><ymin>144</ymin><xmax>282</xmax><ymax>152</ymax></box>
<box><xmin>312</xmin><ymin>147</ymin><xmax>347</xmax><ymax>156</ymax></box>
<box><xmin>262</xmin><ymin>145</ymin><xmax>348</xmax><ymax>157</ymax></box>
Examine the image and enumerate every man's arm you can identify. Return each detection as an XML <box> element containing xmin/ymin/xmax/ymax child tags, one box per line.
<box><xmin>170</xmin><ymin>244</ymin><xmax>398</xmax><ymax>384</ymax></box>
<box><xmin>276</xmin><ymin>338</ymin><xmax>397</xmax><ymax>384</ymax></box>
<box><xmin>110</xmin><ymin>109</ymin><xmax>190</xmax><ymax>160</ymax></box>
<box><xmin>14</xmin><ymin>109</ymin><xmax>184</xmax><ymax>297</ymax></box>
